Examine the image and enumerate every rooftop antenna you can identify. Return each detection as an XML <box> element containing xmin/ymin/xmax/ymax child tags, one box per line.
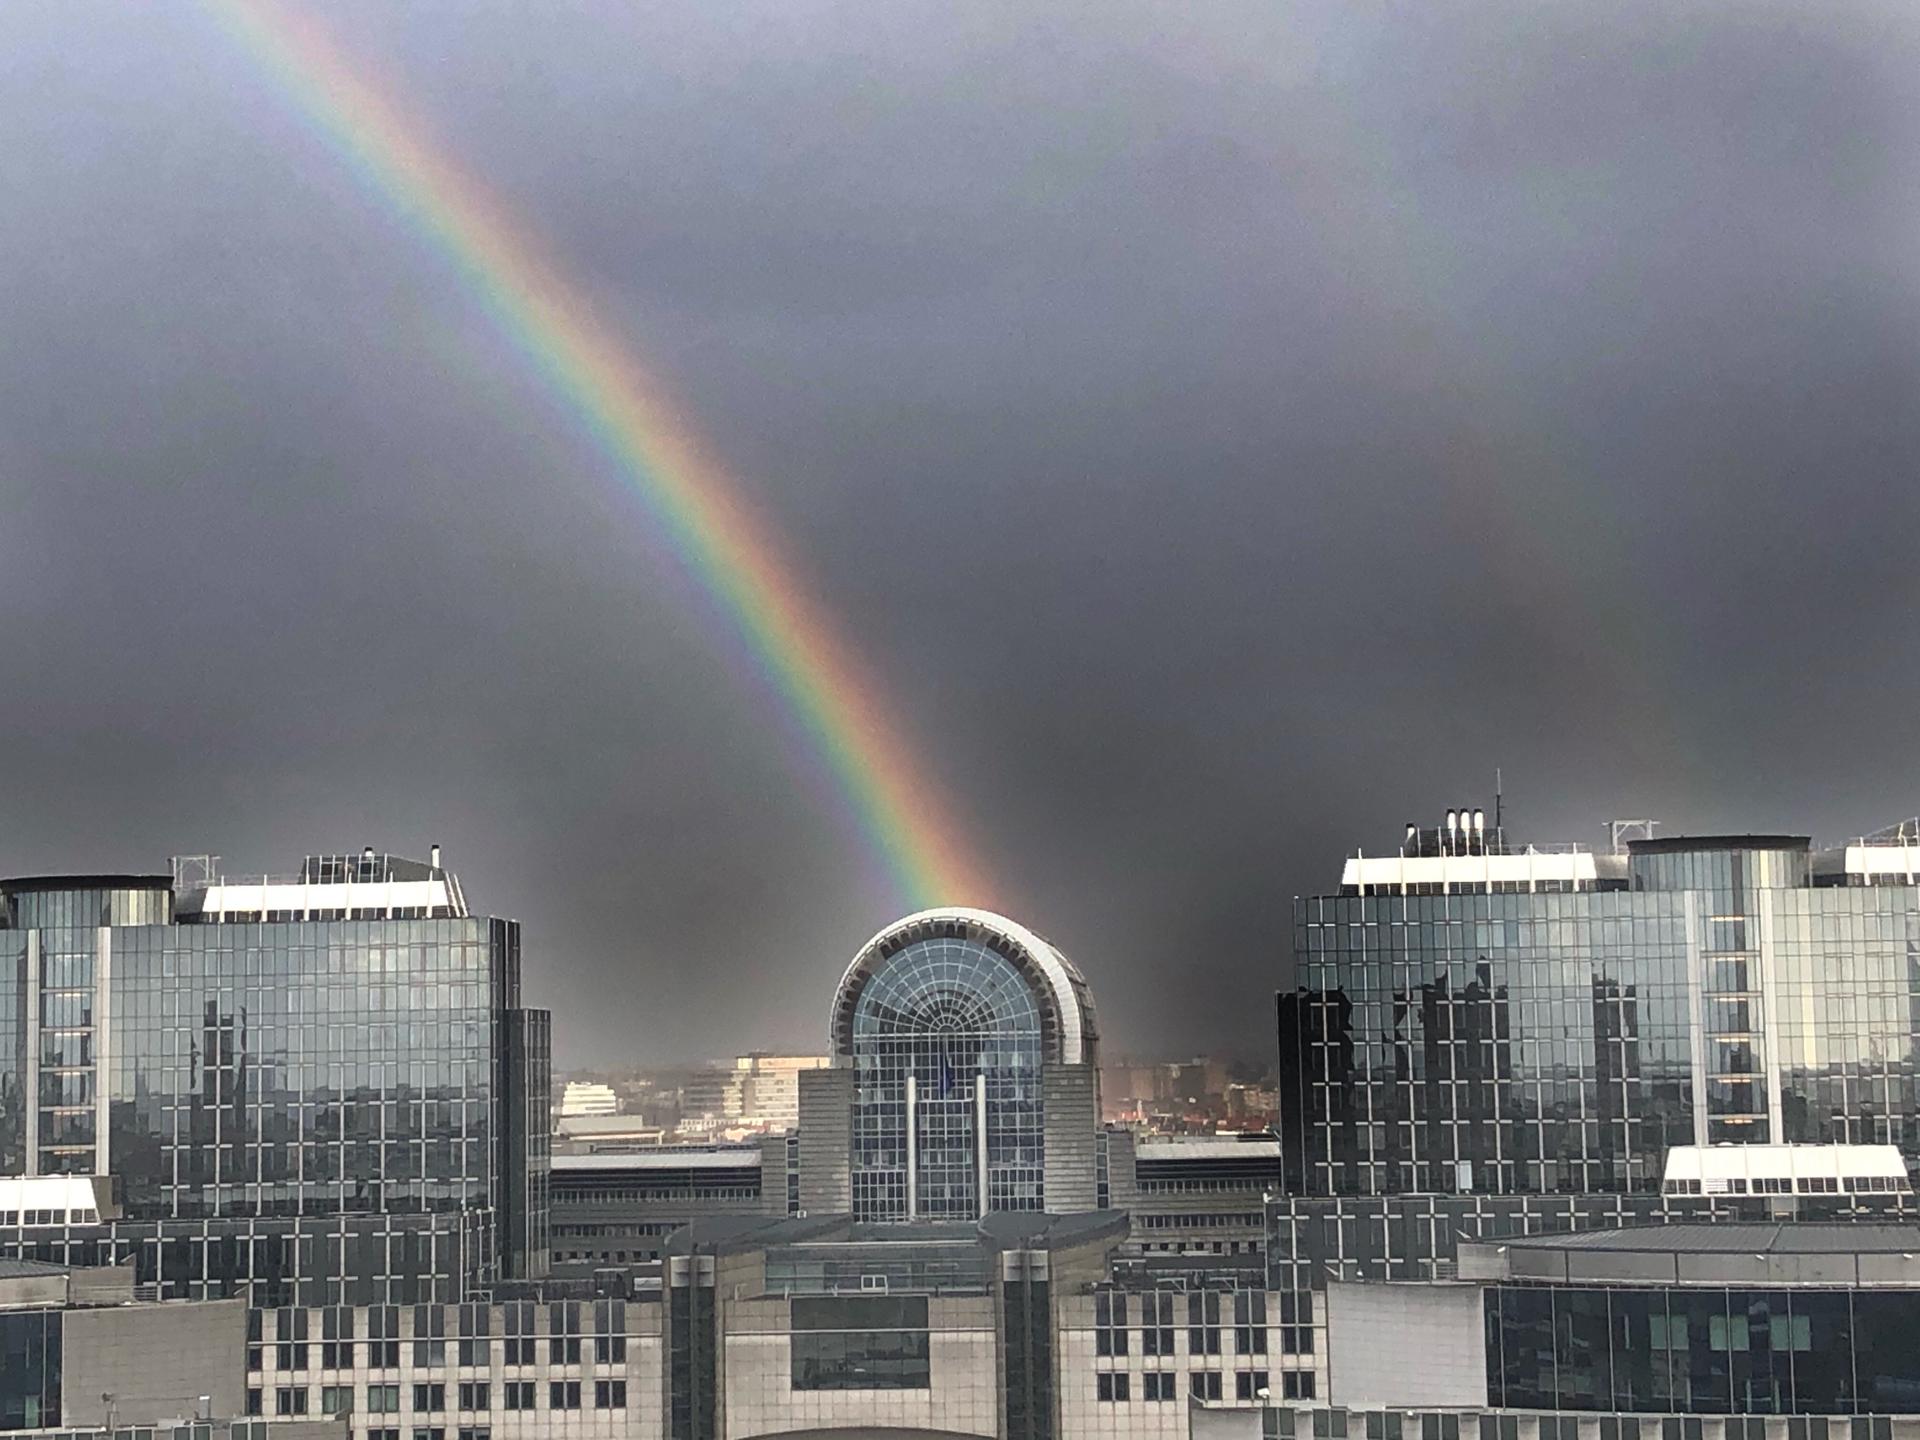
<box><xmin>1494</xmin><ymin>769</ymin><xmax>1504</xmax><ymax>839</ymax></box>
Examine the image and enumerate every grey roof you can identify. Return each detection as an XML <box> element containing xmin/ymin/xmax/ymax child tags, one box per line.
<box><xmin>665</xmin><ymin>1210</ymin><xmax>1130</xmax><ymax>1258</ymax></box>
<box><xmin>0</xmin><ymin>1257</ymin><xmax>70</xmax><ymax>1278</ymax></box>
<box><xmin>1502</xmin><ymin>1223</ymin><xmax>1920</xmax><ymax>1256</ymax></box>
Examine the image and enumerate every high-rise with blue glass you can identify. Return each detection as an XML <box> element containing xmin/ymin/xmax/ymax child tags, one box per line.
<box><xmin>0</xmin><ymin>849</ymin><xmax>549</xmax><ymax>1303</ymax></box>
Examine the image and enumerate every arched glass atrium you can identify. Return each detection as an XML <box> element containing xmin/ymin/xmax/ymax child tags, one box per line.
<box><xmin>830</xmin><ymin>909</ymin><xmax>1097</xmax><ymax>1222</ymax></box>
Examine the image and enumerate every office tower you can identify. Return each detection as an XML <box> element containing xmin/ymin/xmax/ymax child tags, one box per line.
<box><xmin>794</xmin><ymin>907</ymin><xmax>1102</xmax><ymax>1221</ymax></box>
<box><xmin>1265</xmin><ymin>810</ymin><xmax>1920</xmax><ymax>1435</ymax></box>
<box><xmin>0</xmin><ymin>849</ymin><xmax>549</xmax><ymax>1302</ymax></box>
<box><xmin>1278</xmin><ymin>818</ymin><xmax>1920</xmax><ymax>1199</ymax></box>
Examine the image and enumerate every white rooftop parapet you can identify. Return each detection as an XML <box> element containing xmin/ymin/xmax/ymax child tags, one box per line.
<box><xmin>1134</xmin><ymin>1138</ymin><xmax>1282</xmax><ymax>1162</ymax></box>
<box><xmin>186</xmin><ymin>877</ymin><xmax>464</xmax><ymax>918</ymax></box>
<box><xmin>551</xmin><ymin>1148</ymin><xmax>764</xmax><ymax>1172</ymax></box>
<box><xmin>1662</xmin><ymin>1143</ymin><xmax>1911</xmax><ymax>1197</ymax></box>
<box><xmin>1341</xmin><ymin>847</ymin><xmax>1600</xmax><ymax>894</ymax></box>
<box><xmin>1844</xmin><ymin>844</ymin><xmax>1920</xmax><ymax>883</ymax></box>
<box><xmin>0</xmin><ymin>1175</ymin><xmax>111</xmax><ymax>1223</ymax></box>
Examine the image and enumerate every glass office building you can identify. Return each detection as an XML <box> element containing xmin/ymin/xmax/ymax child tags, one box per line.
<box><xmin>827</xmin><ymin>908</ymin><xmax>1099</xmax><ymax>1221</ymax></box>
<box><xmin>1467</xmin><ymin>1224</ymin><xmax>1920</xmax><ymax>1416</ymax></box>
<box><xmin>1278</xmin><ymin>819</ymin><xmax>1920</xmax><ymax>1198</ymax></box>
<box><xmin>0</xmin><ymin>852</ymin><xmax>549</xmax><ymax>1302</ymax></box>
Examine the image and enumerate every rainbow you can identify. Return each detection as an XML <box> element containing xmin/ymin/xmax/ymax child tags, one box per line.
<box><xmin>201</xmin><ymin>0</ymin><xmax>989</xmax><ymax>910</ymax></box>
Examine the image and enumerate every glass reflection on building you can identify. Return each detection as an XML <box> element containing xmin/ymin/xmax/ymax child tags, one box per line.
<box><xmin>1279</xmin><ymin>822</ymin><xmax>1920</xmax><ymax>1198</ymax></box>
<box><xmin>1485</xmin><ymin>1286</ymin><xmax>1920</xmax><ymax>1415</ymax></box>
<box><xmin>0</xmin><ymin>853</ymin><xmax>549</xmax><ymax>1302</ymax></box>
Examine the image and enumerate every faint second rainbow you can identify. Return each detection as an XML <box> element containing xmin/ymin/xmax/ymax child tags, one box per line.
<box><xmin>202</xmin><ymin>0</ymin><xmax>989</xmax><ymax>911</ymax></box>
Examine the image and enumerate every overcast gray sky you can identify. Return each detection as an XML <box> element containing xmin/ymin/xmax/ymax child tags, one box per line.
<box><xmin>4</xmin><ymin>0</ymin><xmax>1920</xmax><ymax>1065</ymax></box>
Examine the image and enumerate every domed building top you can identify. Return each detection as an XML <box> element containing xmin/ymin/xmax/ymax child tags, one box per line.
<box><xmin>829</xmin><ymin>906</ymin><xmax>1100</xmax><ymax>1067</ymax></box>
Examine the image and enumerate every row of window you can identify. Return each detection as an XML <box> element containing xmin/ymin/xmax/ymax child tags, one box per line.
<box><xmin>1096</xmin><ymin>1369</ymin><xmax>1314</xmax><ymax>1402</ymax></box>
<box><xmin>243</xmin><ymin>1380</ymin><xmax>630</xmax><ymax>1417</ymax></box>
<box><xmin>1661</xmin><ymin>1177</ymin><xmax>1902</xmax><ymax>1197</ymax></box>
<box><xmin>1093</xmin><ymin>1291</ymin><xmax>1284</xmax><ymax>1356</ymax></box>
<box><xmin>253</xmin><ymin>1338</ymin><xmax>628</xmax><ymax>1370</ymax></box>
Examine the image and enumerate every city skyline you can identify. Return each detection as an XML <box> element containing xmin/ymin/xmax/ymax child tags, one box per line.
<box><xmin>8</xmin><ymin>0</ymin><xmax>1920</xmax><ymax>1067</ymax></box>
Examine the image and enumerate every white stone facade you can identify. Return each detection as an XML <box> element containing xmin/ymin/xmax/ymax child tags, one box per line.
<box><xmin>247</xmin><ymin>1290</ymin><xmax>1318</xmax><ymax>1440</ymax></box>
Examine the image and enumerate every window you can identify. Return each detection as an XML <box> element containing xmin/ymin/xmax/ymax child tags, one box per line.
<box><xmin>594</xmin><ymin>1380</ymin><xmax>628</xmax><ymax>1409</ymax></box>
<box><xmin>458</xmin><ymin>1305</ymin><xmax>491</xmax><ymax>1366</ymax></box>
<box><xmin>1284</xmin><ymin>1372</ymin><xmax>1316</xmax><ymax>1400</ymax></box>
<box><xmin>456</xmin><ymin>1383</ymin><xmax>489</xmax><ymax>1412</ymax></box>
<box><xmin>790</xmin><ymin>1295</ymin><xmax>931</xmax><ymax>1392</ymax></box>
<box><xmin>593</xmin><ymin>1300</ymin><xmax>627</xmax><ymax>1364</ymax></box>
<box><xmin>549</xmin><ymin>1381</ymin><xmax>581</xmax><ymax>1411</ymax></box>
<box><xmin>413</xmin><ymin>1430</ymin><xmax>446</xmax><ymax>1440</ymax></box>
<box><xmin>276</xmin><ymin>1309</ymin><xmax>310</xmax><ymax>1371</ymax></box>
<box><xmin>369</xmin><ymin>1307</ymin><xmax>401</xmax><ymax>1368</ymax></box>
<box><xmin>319</xmin><ymin>1386</ymin><xmax>353</xmax><ymax>1416</ymax></box>
<box><xmin>1144</xmin><ymin>1373</ymin><xmax>1177</xmax><ymax>1402</ymax></box>
<box><xmin>414</xmin><ymin>1306</ymin><xmax>447</xmax><ymax>1366</ymax></box>
<box><xmin>457</xmin><ymin>1429</ymin><xmax>490</xmax><ymax>1440</ymax></box>
<box><xmin>545</xmin><ymin>1301</ymin><xmax>581</xmax><ymax>1364</ymax></box>
<box><xmin>413</xmin><ymin>1384</ymin><xmax>445</xmax><ymax>1414</ymax></box>
<box><xmin>322</xmin><ymin>1307</ymin><xmax>356</xmax><ymax>1369</ymax></box>
<box><xmin>245</xmin><ymin>1391</ymin><xmax>261</xmax><ymax>1419</ymax></box>
<box><xmin>503</xmin><ymin>1304</ymin><xmax>536</xmax><ymax>1366</ymax></box>
<box><xmin>1280</xmin><ymin>1291</ymin><xmax>1315</xmax><ymax>1355</ymax></box>
<box><xmin>1097</xmin><ymin>1373</ymin><xmax>1132</xmax><ymax>1403</ymax></box>
<box><xmin>1141</xmin><ymin>1292</ymin><xmax>1176</xmax><ymax>1356</ymax></box>
<box><xmin>503</xmin><ymin>1382</ymin><xmax>535</xmax><ymax>1412</ymax></box>
<box><xmin>1237</xmin><ymin>1371</ymin><xmax>1270</xmax><ymax>1401</ymax></box>
<box><xmin>1096</xmin><ymin>1292</ymin><xmax>1130</xmax><ymax>1356</ymax></box>
<box><xmin>367</xmin><ymin>1385</ymin><xmax>401</xmax><ymax>1415</ymax></box>
<box><xmin>1191</xmin><ymin>1371</ymin><xmax>1223</xmax><ymax>1401</ymax></box>
<box><xmin>1234</xmin><ymin>1292</ymin><xmax>1268</xmax><ymax>1354</ymax></box>
<box><xmin>1189</xmin><ymin>1292</ymin><xmax>1222</xmax><ymax>1355</ymax></box>
<box><xmin>275</xmin><ymin>1388</ymin><xmax>307</xmax><ymax>1417</ymax></box>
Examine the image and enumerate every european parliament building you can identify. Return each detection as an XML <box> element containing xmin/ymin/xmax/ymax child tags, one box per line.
<box><xmin>791</xmin><ymin>907</ymin><xmax>1106</xmax><ymax>1221</ymax></box>
<box><xmin>0</xmin><ymin>850</ymin><xmax>550</xmax><ymax>1304</ymax></box>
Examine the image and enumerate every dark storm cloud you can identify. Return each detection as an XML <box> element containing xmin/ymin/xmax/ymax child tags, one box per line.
<box><xmin>4</xmin><ymin>0</ymin><xmax>1920</xmax><ymax>1063</ymax></box>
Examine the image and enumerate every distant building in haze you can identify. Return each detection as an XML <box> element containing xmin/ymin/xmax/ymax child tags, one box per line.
<box><xmin>560</xmin><ymin>1080</ymin><xmax>620</xmax><ymax>1117</ymax></box>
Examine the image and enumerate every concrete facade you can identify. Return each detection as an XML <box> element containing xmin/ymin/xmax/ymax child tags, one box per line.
<box><xmin>64</xmin><ymin>1297</ymin><xmax>249</xmax><ymax>1426</ymax></box>
<box><xmin>1322</xmin><ymin>1282</ymin><xmax>1483</xmax><ymax>1410</ymax></box>
<box><xmin>795</xmin><ymin>1067</ymin><xmax>854</xmax><ymax>1215</ymax></box>
<box><xmin>720</xmin><ymin>1293</ymin><xmax>1001</xmax><ymax>1439</ymax></box>
<box><xmin>1043</xmin><ymin>1065</ymin><xmax>1101</xmax><ymax>1215</ymax></box>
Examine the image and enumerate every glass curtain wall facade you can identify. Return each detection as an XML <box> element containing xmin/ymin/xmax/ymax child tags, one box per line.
<box><xmin>1279</xmin><ymin>836</ymin><xmax>1920</xmax><ymax>1198</ymax></box>
<box><xmin>1484</xmin><ymin>1285</ymin><xmax>1920</xmax><ymax>1415</ymax></box>
<box><xmin>106</xmin><ymin>916</ymin><xmax>505</xmax><ymax>1220</ymax></box>
<box><xmin>848</xmin><ymin>934</ymin><xmax>1046</xmax><ymax>1219</ymax></box>
<box><xmin>0</xmin><ymin>1308</ymin><xmax>60</xmax><ymax>1431</ymax></box>
<box><xmin>0</xmin><ymin>859</ymin><xmax>550</xmax><ymax>1302</ymax></box>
